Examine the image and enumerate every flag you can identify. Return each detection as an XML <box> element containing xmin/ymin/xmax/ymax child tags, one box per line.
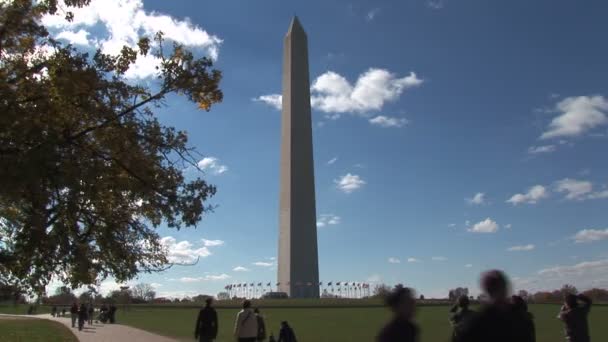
<box><xmin>250</xmin><ymin>283</ymin><xmax>254</xmax><ymax>287</ymax></box>
<box><xmin>336</xmin><ymin>282</ymin><xmax>341</xmax><ymax>286</ymax></box>
<box><xmin>258</xmin><ymin>283</ymin><xmax>262</xmax><ymax>286</ymax></box>
<box><xmin>319</xmin><ymin>282</ymin><xmax>323</xmax><ymax>286</ymax></box>
<box><xmin>244</xmin><ymin>284</ymin><xmax>247</xmax><ymax>287</ymax></box>
<box><xmin>267</xmin><ymin>282</ymin><xmax>271</xmax><ymax>287</ymax></box>
<box><xmin>276</xmin><ymin>282</ymin><xmax>280</xmax><ymax>286</ymax></box>
<box><xmin>328</xmin><ymin>282</ymin><xmax>332</xmax><ymax>286</ymax></box>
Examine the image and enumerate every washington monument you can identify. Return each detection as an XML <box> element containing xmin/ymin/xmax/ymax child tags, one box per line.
<box><xmin>277</xmin><ymin>17</ymin><xmax>320</xmax><ymax>298</ymax></box>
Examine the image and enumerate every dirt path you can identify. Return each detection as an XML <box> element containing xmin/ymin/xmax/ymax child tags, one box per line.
<box><xmin>0</xmin><ymin>313</ymin><xmax>178</xmax><ymax>342</ymax></box>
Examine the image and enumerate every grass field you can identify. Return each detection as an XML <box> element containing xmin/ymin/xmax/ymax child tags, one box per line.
<box><xmin>116</xmin><ymin>304</ymin><xmax>607</xmax><ymax>341</ymax></box>
<box><xmin>0</xmin><ymin>317</ymin><xmax>77</xmax><ymax>342</ymax></box>
<box><xmin>1</xmin><ymin>303</ymin><xmax>606</xmax><ymax>341</ymax></box>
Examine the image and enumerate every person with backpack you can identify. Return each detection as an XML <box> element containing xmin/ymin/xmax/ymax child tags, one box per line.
<box><xmin>254</xmin><ymin>308</ymin><xmax>267</xmax><ymax>341</ymax></box>
<box><xmin>234</xmin><ymin>300</ymin><xmax>258</xmax><ymax>342</ymax></box>
<box><xmin>277</xmin><ymin>321</ymin><xmax>297</xmax><ymax>342</ymax></box>
<box><xmin>78</xmin><ymin>303</ymin><xmax>87</xmax><ymax>331</ymax></box>
<box><xmin>195</xmin><ymin>297</ymin><xmax>218</xmax><ymax>342</ymax></box>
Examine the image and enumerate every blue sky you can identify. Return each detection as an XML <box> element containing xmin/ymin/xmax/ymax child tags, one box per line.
<box><xmin>41</xmin><ymin>0</ymin><xmax>608</xmax><ymax>298</ymax></box>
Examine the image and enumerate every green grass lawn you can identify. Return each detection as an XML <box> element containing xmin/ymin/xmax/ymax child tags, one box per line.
<box><xmin>2</xmin><ymin>303</ymin><xmax>606</xmax><ymax>341</ymax></box>
<box><xmin>0</xmin><ymin>318</ymin><xmax>77</xmax><ymax>342</ymax></box>
<box><xmin>115</xmin><ymin>304</ymin><xmax>608</xmax><ymax>342</ymax></box>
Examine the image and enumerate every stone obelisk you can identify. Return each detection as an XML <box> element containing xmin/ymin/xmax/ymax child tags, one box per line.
<box><xmin>277</xmin><ymin>16</ymin><xmax>320</xmax><ymax>298</ymax></box>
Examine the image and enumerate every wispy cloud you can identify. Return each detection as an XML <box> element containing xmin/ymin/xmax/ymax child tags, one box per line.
<box><xmin>197</xmin><ymin>157</ymin><xmax>228</xmax><ymax>175</ymax></box>
<box><xmin>540</xmin><ymin>95</ymin><xmax>608</xmax><ymax>140</ymax></box>
<box><xmin>432</xmin><ymin>256</ymin><xmax>447</xmax><ymax>261</ymax></box>
<box><xmin>253</xmin><ymin>94</ymin><xmax>282</xmax><ymax>110</ymax></box>
<box><xmin>407</xmin><ymin>257</ymin><xmax>420</xmax><ymax>263</ymax></box>
<box><xmin>327</xmin><ymin>157</ymin><xmax>338</xmax><ymax>165</ymax></box>
<box><xmin>159</xmin><ymin>236</ymin><xmax>211</xmax><ymax>264</ymax></box>
<box><xmin>202</xmin><ymin>239</ymin><xmax>224</xmax><ymax>247</ymax></box>
<box><xmin>179</xmin><ymin>274</ymin><xmax>230</xmax><ymax>283</ymax></box>
<box><xmin>369</xmin><ymin>115</ymin><xmax>409</xmax><ymax>128</ymax></box>
<box><xmin>366</xmin><ymin>8</ymin><xmax>381</xmax><ymax>21</ymax></box>
<box><xmin>572</xmin><ymin>229</ymin><xmax>608</xmax><ymax>243</ymax></box>
<box><xmin>466</xmin><ymin>192</ymin><xmax>486</xmax><ymax>205</ymax></box>
<box><xmin>232</xmin><ymin>266</ymin><xmax>250</xmax><ymax>272</ymax></box>
<box><xmin>467</xmin><ymin>218</ymin><xmax>499</xmax><ymax>233</ymax></box>
<box><xmin>253</xmin><ymin>261</ymin><xmax>274</xmax><ymax>267</ymax></box>
<box><xmin>317</xmin><ymin>214</ymin><xmax>341</xmax><ymax>228</ymax></box>
<box><xmin>528</xmin><ymin>145</ymin><xmax>556</xmax><ymax>154</ymax></box>
<box><xmin>335</xmin><ymin>173</ymin><xmax>366</xmax><ymax>193</ymax></box>
<box><xmin>507</xmin><ymin>244</ymin><xmax>535</xmax><ymax>252</ymax></box>
<box><xmin>388</xmin><ymin>257</ymin><xmax>401</xmax><ymax>264</ymax></box>
<box><xmin>507</xmin><ymin>185</ymin><xmax>548</xmax><ymax>205</ymax></box>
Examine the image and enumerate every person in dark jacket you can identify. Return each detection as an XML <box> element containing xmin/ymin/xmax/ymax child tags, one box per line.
<box><xmin>453</xmin><ymin>270</ymin><xmax>524</xmax><ymax>342</ymax></box>
<box><xmin>78</xmin><ymin>303</ymin><xmax>87</xmax><ymax>331</ymax></box>
<box><xmin>277</xmin><ymin>321</ymin><xmax>297</xmax><ymax>342</ymax></box>
<box><xmin>449</xmin><ymin>295</ymin><xmax>475</xmax><ymax>340</ymax></box>
<box><xmin>51</xmin><ymin>305</ymin><xmax>57</xmax><ymax>317</ymax></box>
<box><xmin>70</xmin><ymin>302</ymin><xmax>78</xmax><ymax>327</ymax></box>
<box><xmin>254</xmin><ymin>308</ymin><xmax>267</xmax><ymax>341</ymax></box>
<box><xmin>195</xmin><ymin>297</ymin><xmax>218</xmax><ymax>342</ymax></box>
<box><xmin>377</xmin><ymin>285</ymin><xmax>418</xmax><ymax>342</ymax></box>
<box><xmin>109</xmin><ymin>304</ymin><xmax>117</xmax><ymax>323</ymax></box>
<box><xmin>512</xmin><ymin>295</ymin><xmax>536</xmax><ymax>342</ymax></box>
<box><xmin>87</xmin><ymin>304</ymin><xmax>94</xmax><ymax>325</ymax></box>
<box><xmin>558</xmin><ymin>293</ymin><xmax>592</xmax><ymax>342</ymax></box>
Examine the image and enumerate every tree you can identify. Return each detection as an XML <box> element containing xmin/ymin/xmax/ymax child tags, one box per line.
<box><xmin>560</xmin><ymin>284</ymin><xmax>578</xmax><ymax>297</ymax></box>
<box><xmin>131</xmin><ymin>283</ymin><xmax>156</xmax><ymax>303</ymax></box>
<box><xmin>517</xmin><ymin>290</ymin><xmax>529</xmax><ymax>300</ymax></box>
<box><xmin>0</xmin><ymin>0</ymin><xmax>222</xmax><ymax>294</ymax></box>
<box><xmin>449</xmin><ymin>287</ymin><xmax>469</xmax><ymax>301</ymax></box>
<box><xmin>372</xmin><ymin>284</ymin><xmax>391</xmax><ymax>298</ymax></box>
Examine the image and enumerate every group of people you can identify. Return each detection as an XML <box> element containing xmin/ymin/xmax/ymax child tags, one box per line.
<box><xmin>194</xmin><ymin>298</ymin><xmax>297</xmax><ymax>342</ymax></box>
<box><xmin>60</xmin><ymin>302</ymin><xmax>118</xmax><ymax>331</ymax></box>
<box><xmin>378</xmin><ymin>269</ymin><xmax>593</xmax><ymax>342</ymax></box>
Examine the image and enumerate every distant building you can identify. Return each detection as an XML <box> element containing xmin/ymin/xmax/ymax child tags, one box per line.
<box><xmin>262</xmin><ymin>292</ymin><xmax>289</xmax><ymax>299</ymax></box>
<box><xmin>217</xmin><ymin>292</ymin><xmax>230</xmax><ymax>300</ymax></box>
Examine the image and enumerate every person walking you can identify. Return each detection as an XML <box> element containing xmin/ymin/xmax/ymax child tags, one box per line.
<box><xmin>453</xmin><ymin>270</ymin><xmax>523</xmax><ymax>342</ymax></box>
<box><xmin>449</xmin><ymin>295</ymin><xmax>475</xmax><ymax>340</ymax></box>
<box><xmin>512</xmin><ymin>295</ymin><xmax>536</xmax><ymax>342</ymax></box>
<box><xmin>558</xmin><ymin>293</ymin><xmax>592</xmax><ymax>342</ymax></box>
<box><xmin>109</xmin><ymin>303</ymin><xmax>117</xmax><ymax>323</ymax></box>
<box><xmin>70</xmin><ymin>302</ymin><xmax>78</xmax><ymax>328</ymax></box>
<box><xmin>376</xmin><ymin>285</ymin><xmax>418</xmax><ymax>342</ymax></box>
<box><xmin>234</xmin><ymin>300</ymin><xmax>258</xmax><ymax>342</ymax></box>
<box><xmin>254</xmin><ymin>308</ymin><xmax>267</xmax><ymax>341</ymax></box>
<box><xmin>51</xmin><ymin>305</ymin><xmax>57</xmax><ymax>317</ymax></box>
<box><xmin>78</xmin><ymin>303</ymin><xmax>87</xmax><ymax>331</ymax></box>
<box><xmin>277</xmin><ymin>321</ymin><xmax>297</xmax><ymax>342</ymax></box>
<box><xmin>87</xmin><ymin>304</ymin><xmax>94</xmax><ymax>325</ymax></box>
<box><xmin>194</xmin><ymin>297</ymin><xmax>218</xmax><ymax>342</ymax></box>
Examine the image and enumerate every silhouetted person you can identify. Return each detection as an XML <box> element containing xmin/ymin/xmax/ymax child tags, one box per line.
<box><xmin>109</xmin><ymin>304</ymin><xmax>117</xmax><ymax>323</ymax></box>
<box><xmin>62</xmin><ymin>308</ymin><xmax>66</xmax><ymax>317</ymax></box>
<box><xmin>450</xmin><ymin>295</ymin><xmax>475</xmax><ymax>340</ymax></box>
<box><xmin>78</xmin><ymin>303</ymin><xmax>87</xmax><ymax>331</ymax></box>
<box><xmin>70</xmin><ymin>302</ymin><xmax>78</xmax><ymax>327</ymax></box>
<box><xmin>558</xmin><ymin>293</ymin><xmax>592</xmax><ymax>342</ymax></box>
<box><xmin>512</xmin><ymin>295</ymin><xmax>536</xmax><ymax>342</ymax></box>
<box><xmin>453</xmin><ymin>270</ymin><xmax>522</xmax><ymax>342</ymax></box>
<box><xmin>234</xmin><ymin>300</ymin><xmax>258</xmax><ymax>342</ymax></box>
<box><xmin>51</xmin><ymin>305</ymin><xmax>57</xmax><ymax>317</ymax></box>
<box><xmin>254</xmin><ymin>308</ymin><xmax>267</xmax><ymax>341</ymax></box>
<box><xmin>195</xmin><ymin>297</ymin><xmax>218</xmax><ymax>342</ymax></box>
<box><xmin>377</xmin><ymin>286</ymin><xmax>418</xmax><ymax>342</ymax></box>
<box><xmin>87</xmin><ymin>304</ymin><xmax>94</xmax><ymax>325</ymax></box>
<box><xmin>278</xmin><ymin>321</ymin><xmax>297</xmax><ymax>342</ymax></box>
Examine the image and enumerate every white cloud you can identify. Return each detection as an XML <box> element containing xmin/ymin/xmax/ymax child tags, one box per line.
<box><xmin>255</xmin><ymin>69</ymin><xmax>422</xmax><ymax>115</ymax></box>
<box><xmin>525</xmin><ymin>259</ymin><xmax>608</xmax><ymax>291</ymax></box>
<box><xmin>55</xmin><ymin>29</ymin><xmax>91</xmax><ymax>45</ymax></box>
<box><xmin>540</xmin><ymin>95</ymin><xmax>608</xmax><ymax>139</ymax></box>
<box><xmin>232</xmin><ymin>266</ymin><xmax>250</xmax><ymax>272</ymax></box>
<box><xmin>504</xmin><ymin>224</ymin><xmax>513</xmax><ymax>229</ymax></box>
<box><xmin>197</xmin><ymin>157</ymin><xmax>228</xmax><ymax>175</ymax></box>
<box><xmin>589</xmin><ymin>189</ymin><xmax>608</xmax><ymax>199</ymax></box>
<box><xmin>335</xmin><ymin>173</ymin><xmax>365</xmax><ymax>193</ymax></box>
<box><xmin>327</xmin><ymin>157</ymin><xmax>338</xmax><ymax>165</ymax></box>
<box><xmin>369</xmin><ymin>115</ymin><xmax>408</xmax><ymax>128</ymax></box>
<box><xmin>366</xmin><ymin>8</ymin><xmax>381</xmax><ymax>21</ymax></box>
<box><xmin>317</xmin><ymin>214</ymin><xmax>341</xmax><ymax>228</ymax></box>
<box><xmin>407</xmin><ymin>257</ymin><xmax>420</xmax><ymax>263</ymax></box>
<box><xmin>179</xmin><ymin>274</ymin><xmax>230</xmax><ymax>283</ymax></box>
<box><xmin>367</xmin><ymin>274</ymin><xmax>382</xmax><ymax>283</ymax></box>
<box><xmin>572</xmin><ymin>229</ymin><xmax>608</xmax><ymax>243</ymax></box>
<box><xmin>464</xmin><ymin>264</ymin><xmax>473</xmax><ymax>268</ymax></box>
<box><xmin>388</xmin><ymin>257</ymin><xmax>401</xmax><ymax>264</ymax></box>
<box><xmin>507</xmin><ymin>244</ymin><xmax>535</xmax><ymax>252</ymax></box>
<box><xmin>467</xmin><ymin>218</ymin><xmax>499</xmax><ymax>233</ymax></box>
<box><xmin>312</xmin><ymin>69</ymin><xmax>422</xmax><ymax>114</ymax></box>
<box><xmin>448</xmin><ymin>223</ymin><xmax>456</xmax><ymax>228</ymax></box>
<box><xmin>555</xmin><ymin>178</ymin><xmax>593</xmax><ymax>200</ymax></box>
<box><xmin>159</xmin><ymin>236</ymin><xmax>211</xmax><ymax>264</ymax></box>
<box><xmin>528</xmin><ymin>145</ymin><xmax>556</xmax><ymax>154</ymax></box>
<box><xmin>507</xmin><ymin>185</ymin><xmax>548</xmax><ymax>205</ymax></box>
<box><xmin>41</xmin><ymin>0</ymin><xmax>222</xmax><ymax>79</ymax></box>
<box><xmin>253</xmin><ymin>261</ymin><xmax>274</xmax><ymax>267</ymax></box>
<box><xmin>466</xmin><ymin>192</ymin><xmax>486</xmax><ymax>205</ymax></box>
<box><xmin>427</xmin><ymin>0</ymin><xmax>446</xmax><ymax>9</ymax></box>
<box><xmin>202</xmin><ymin>239</ymin><xmax>224</xmax><ymax>247</ymax></box>
<box><xmin>253</xmin><ymin>94</ymin><xmax>282</xmax><ymax>110</ymax></box>
<box><xmin>431</xmin><ymin>256</ymin><xmax>447</xmax><ymax>261</ymax></box>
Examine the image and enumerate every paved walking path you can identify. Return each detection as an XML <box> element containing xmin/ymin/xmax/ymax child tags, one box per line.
<box><xmin>0</xmin><ymin>313</ymin><xmax>177</xmax><ymax>342</ymax></box>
